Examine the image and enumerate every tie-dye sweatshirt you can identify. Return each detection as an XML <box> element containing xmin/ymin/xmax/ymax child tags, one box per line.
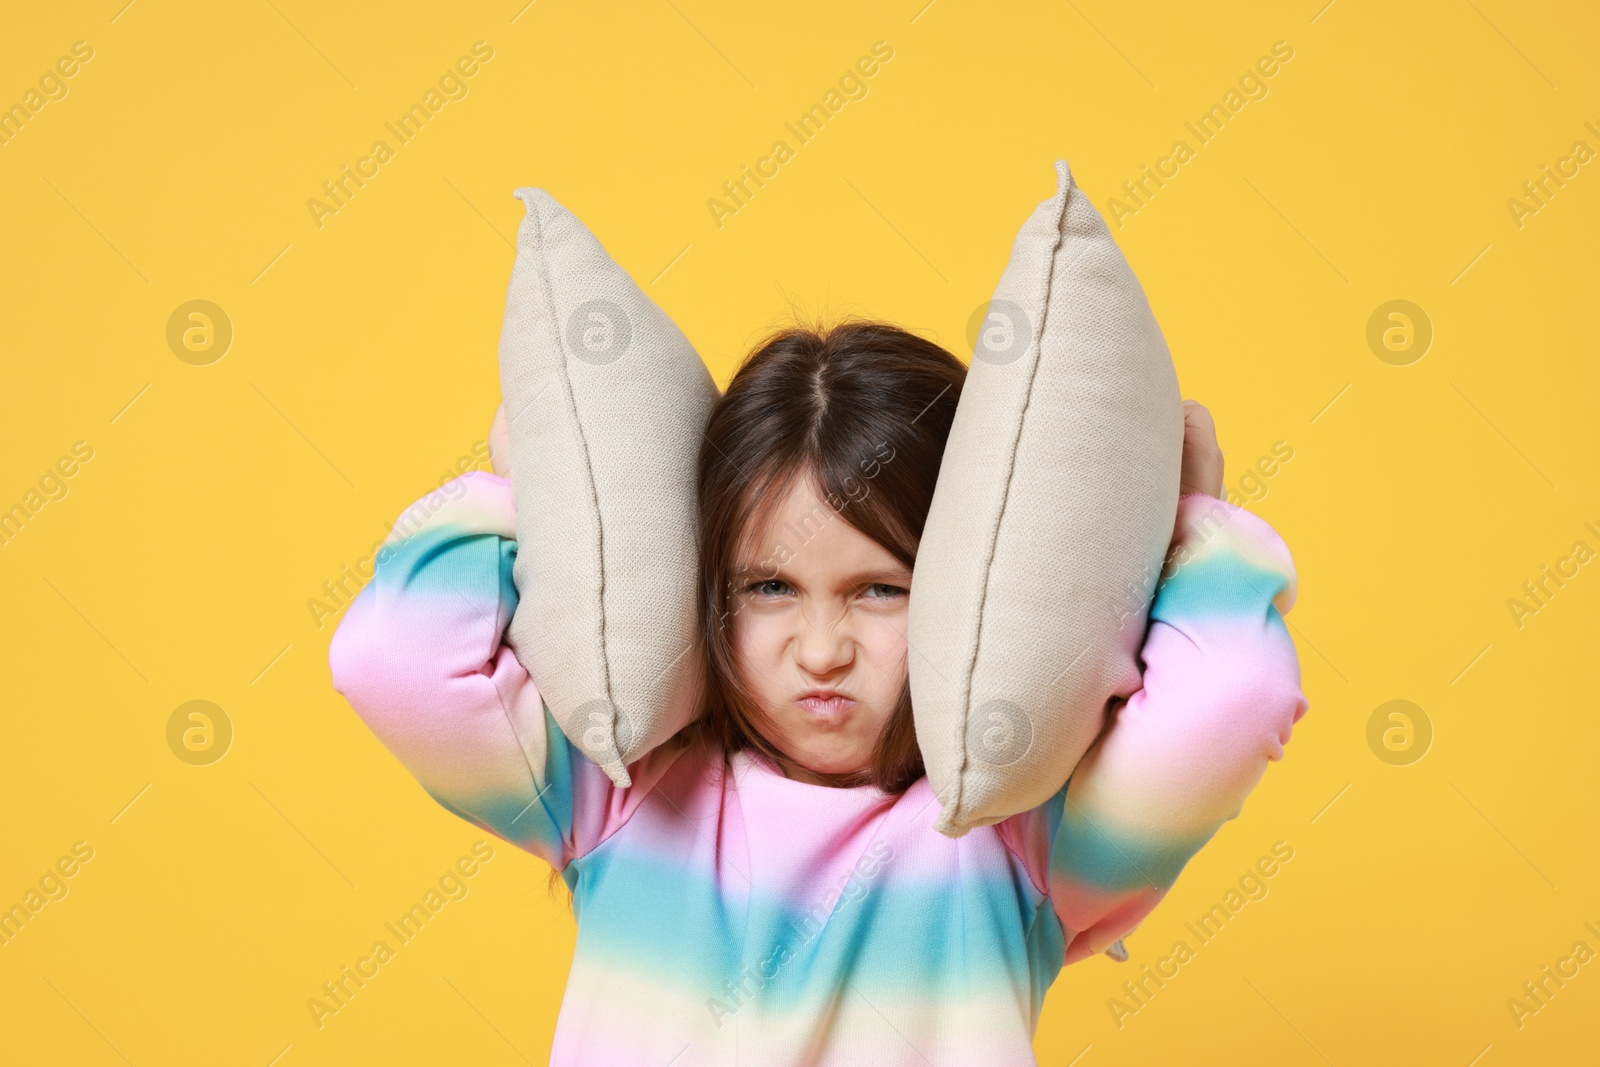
<box><xmin>328</xmin><ymin>470</ymin><xmax>1307</xmax><ymax>1065</ymax></box>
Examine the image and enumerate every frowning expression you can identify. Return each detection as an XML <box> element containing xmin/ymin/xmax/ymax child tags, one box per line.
<box><xmin>729</xmin><ymin>471</ymin><xmax>910</xmax><ymax>783</ymax></box>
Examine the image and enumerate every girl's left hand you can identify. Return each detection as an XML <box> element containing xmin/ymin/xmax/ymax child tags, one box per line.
<box><xmin>1179</xmin><ymin>399</ymin><xmax>1224</xmax><ymax>499</ymax></box>
<box><xmin>489</xmin><ymin>402</ymin><xmax>511</xmax><ymax>477</ymax></box>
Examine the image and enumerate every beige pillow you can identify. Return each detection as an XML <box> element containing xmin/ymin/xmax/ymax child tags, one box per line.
<box><xmin>910</xmin><ymin>159</ymin><xmax>1184</xmax><ymax>837</ymax></box>
<box><xmin>497</xmin><ymin>186</ymin><xmax>719</xmax><ymax>787</ymax></box>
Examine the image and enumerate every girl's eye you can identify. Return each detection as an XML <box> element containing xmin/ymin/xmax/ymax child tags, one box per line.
<box><xmin>749</xmin><ymin>579</ymin><xmax>791</xmax><ymax>597</ymax></box>
<box><xmin>861</xmin><ymin>583</ymin><xmax>906</xmax><ymax>600</ymax></box>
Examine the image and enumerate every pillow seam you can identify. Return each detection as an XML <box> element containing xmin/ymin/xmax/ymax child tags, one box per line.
<box><xmin>954</xmin><ymin>167</ymin><xmax>1075</xmax><ymax>826</ymax></box>
<box><xmin>528</xmin><ymin>196</ymin><xmax>622</xmax><ymax>774</ymax></box>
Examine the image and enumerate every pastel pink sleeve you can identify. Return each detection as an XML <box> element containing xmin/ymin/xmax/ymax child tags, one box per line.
<box><xmin>327</xmin><ymin>470</ymin><xmax>665</xmax><ymax>872</ymax></box>
<box><xmin>1001</xmin><ymin>493</ymin><xmax>1309</xmax><ymax>964</ymax></box>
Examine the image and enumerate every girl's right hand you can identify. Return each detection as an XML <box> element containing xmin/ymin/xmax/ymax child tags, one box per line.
<box><xmin>1178</xmin><ymin>399</ymin><xmax>1224</xmax><ymax>499</ymax></box>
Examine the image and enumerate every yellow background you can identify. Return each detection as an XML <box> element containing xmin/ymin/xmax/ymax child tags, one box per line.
<box><xmin>3</xmin><ymin>0</ymin><xmax>1597</xmax><ymax>1063</ymax></box>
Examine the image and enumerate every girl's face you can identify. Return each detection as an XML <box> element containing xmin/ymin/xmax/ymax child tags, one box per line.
<box><xmin>730</xmin><ymin>472</ymin><xmax>911</xmax><ymax>784</ymax></box>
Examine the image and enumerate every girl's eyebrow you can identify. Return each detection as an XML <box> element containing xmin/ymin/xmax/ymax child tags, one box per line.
<box><xmin>846</xmin><ymin>569</ymin><xmax>913</xmax><ymax>584</ymax></box>
<box><xmin>733</xmin><ymin>565</ymin><xmax>911</xmax><ymax>585</ymax></box>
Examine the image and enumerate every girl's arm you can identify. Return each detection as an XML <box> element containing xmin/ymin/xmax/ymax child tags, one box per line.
<box><xmin>328</xmin><ymin>469</ymin><xmax>680</xmax><ymax>872</ymax></box>
<box><xmin>1000</xmin><ymin>492</ymin><xmax>1309</xmax><ymax>964</ymax></box>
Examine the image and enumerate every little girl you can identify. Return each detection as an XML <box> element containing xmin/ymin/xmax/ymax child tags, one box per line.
<box><xmin>330</xmin><ymin>319</ymin><xmax>1307</xmax><ymax>1064</ymax></box>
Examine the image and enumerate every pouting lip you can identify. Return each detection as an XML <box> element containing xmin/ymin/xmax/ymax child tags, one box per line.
<box><xmin>796</xmin><ymin>688</ymin><xmax>854</xmax><ymax>703</ymax></box>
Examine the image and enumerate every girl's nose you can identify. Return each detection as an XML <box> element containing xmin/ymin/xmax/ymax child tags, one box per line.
<box><xmin>793</xmin><ymin>602</ymin><xmax>854</xmax><ymax>676</ymax></box>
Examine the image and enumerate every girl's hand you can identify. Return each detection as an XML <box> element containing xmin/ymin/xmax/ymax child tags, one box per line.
<box><xmin>1178</xmin><ymin>399</ymin><xmax>1224</xmax><ymax>499</ymax></box>
<box><xmin>489</xmin><ymin>402</ymin><xmax>511</xmax><ymax>477</ymax></box>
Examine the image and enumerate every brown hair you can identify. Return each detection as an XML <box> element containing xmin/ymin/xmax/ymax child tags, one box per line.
<box><xmin>684</xmin><ymin>315</ymin><xmax>967</xmax><ymax>794</ymax></box>
<box><xmin>546</xmin><ymin>315</ymin><xmax>967</xmax><ymax>902</ymax></box>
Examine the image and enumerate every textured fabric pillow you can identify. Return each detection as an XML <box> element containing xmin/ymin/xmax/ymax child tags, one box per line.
<box><xmin>497</xmin><ymin>186</ymin><xmax>719</xmax><ymax>787</ymax></box>
<box><xmin>909</xmin><ymin>159</ymin><xmax>1184</xmax><ymax>838</ymax></box>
